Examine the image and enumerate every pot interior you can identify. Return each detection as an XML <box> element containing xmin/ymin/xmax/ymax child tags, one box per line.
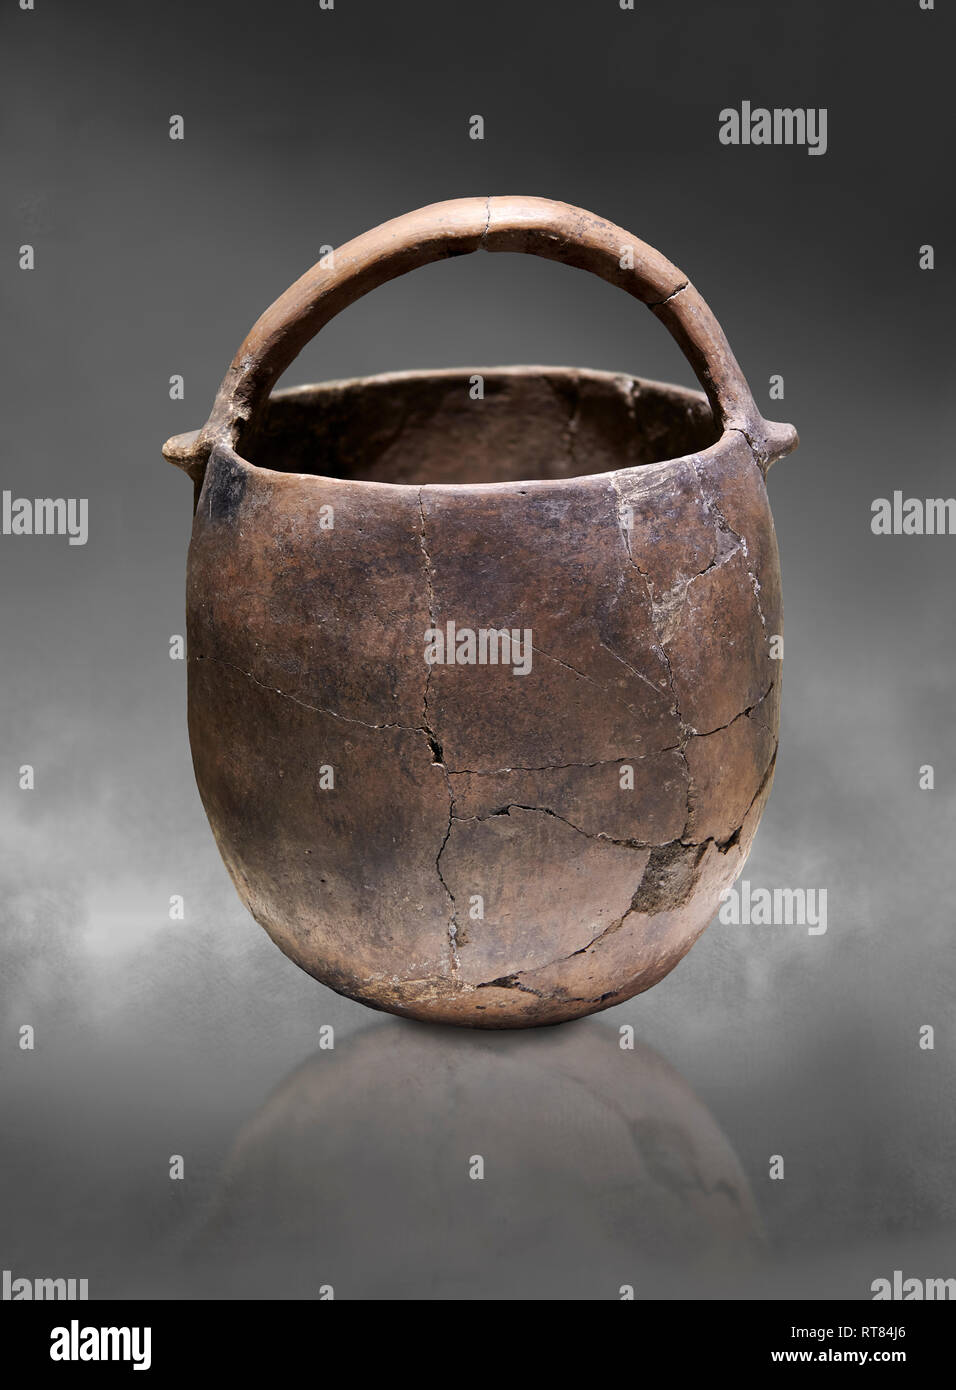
<box><xmin>245</xmin><ymin>366</ymin><xmax>720</xmax><ymax>487</ymax></box>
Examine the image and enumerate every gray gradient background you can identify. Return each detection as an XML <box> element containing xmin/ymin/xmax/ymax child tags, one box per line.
<box><xmin>1</xmin><ymin>0</ymin><xmax>954</xmax><ymax>1299</ymax></box>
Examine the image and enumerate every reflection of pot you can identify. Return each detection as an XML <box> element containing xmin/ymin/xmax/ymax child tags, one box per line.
<box><xmin>164</xmin><ymin>196</ymin><xmax>797</xmax><ymax>1027</ymax></box>
<box><xmin>192</xmin><ymin>1021</ymin><xmax>763</xmax><ymax>1299</ymax></box>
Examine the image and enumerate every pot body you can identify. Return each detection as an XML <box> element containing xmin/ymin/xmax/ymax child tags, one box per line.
<box><xmin>185</xmin><ymin>367</ymin><xmax>781</xmax><ymax>1027</ymax></box>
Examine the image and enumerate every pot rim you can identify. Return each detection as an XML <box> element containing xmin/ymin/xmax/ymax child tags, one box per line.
<box><xmin>172</xmin><ymin>363</ymin><xmax>761</xmax><ymax>499</ymax></box>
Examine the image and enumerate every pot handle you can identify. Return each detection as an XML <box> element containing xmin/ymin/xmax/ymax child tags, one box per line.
<box><xmin>163</xmin><ymin>195</ymin><xmax>797</xmax><ymax>484</ymax></box>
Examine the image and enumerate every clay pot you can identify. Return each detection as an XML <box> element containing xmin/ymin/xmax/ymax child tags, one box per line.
<box><xmin>163</xmin><ymin>196</ymin><xmax>797</xmax><ymax>1028</ymax></box>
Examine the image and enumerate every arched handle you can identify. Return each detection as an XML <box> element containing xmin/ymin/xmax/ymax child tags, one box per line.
<box><xmin>163</xmin><ymin>196</ymin><xmax>797</xmax><ymax>483</ymax></box>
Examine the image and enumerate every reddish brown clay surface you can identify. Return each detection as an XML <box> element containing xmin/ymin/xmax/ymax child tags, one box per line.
<box><xmin>164</xmin><ymin>197</ymin><xmax>797</xmax><ymax>1027</ymax></box>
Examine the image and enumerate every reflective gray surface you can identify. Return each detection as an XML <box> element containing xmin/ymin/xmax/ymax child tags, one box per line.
<box><xmin>1</xmin><ymin>0</ymin><xmax>954</xmax><ymax>1299</ymax></box>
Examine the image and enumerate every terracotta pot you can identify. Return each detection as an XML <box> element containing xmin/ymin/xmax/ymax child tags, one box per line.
<box><xmin>163</xmin><ymin>196</ymin><xmax>797</xmax><ymax>1028</ymax></box>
